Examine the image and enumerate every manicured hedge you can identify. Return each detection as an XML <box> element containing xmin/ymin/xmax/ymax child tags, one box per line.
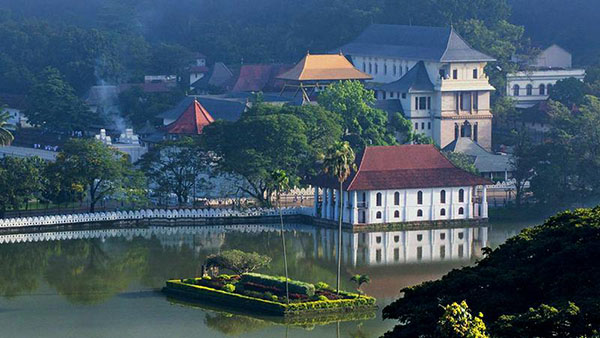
<box><xmin>240</xmin><ymin>273</ymin><xmax>315</xmax><ymax>297</ymax></box>
<box><xmin>163</xmin><ymin>280</ymin><xmax>376</xmax><ymax>316</ymax></box>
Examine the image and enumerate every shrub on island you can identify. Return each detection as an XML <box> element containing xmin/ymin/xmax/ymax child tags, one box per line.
<box><xmin>240</xmin><ymin>273</ymin><xmax>315</xmax><ymax>297</ymax></box>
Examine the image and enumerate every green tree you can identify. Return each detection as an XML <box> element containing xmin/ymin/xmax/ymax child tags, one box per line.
<box><xmin>270</xmin><ymin>169</ymin><xmax>290</xmax><ymax>303</ymax></box>
<box><xmin>48</xmin><ymin>139</ymin><xmax>145</xmax><ymax>212</ymax></box>
<box><xmin>0</xmin><ymin>110</ymin><xmax>14</xmax><ymax>145</ymax></box>
<box><xmin>494</xmin><ymin>302</ymin><xmax>583</xmax><ymax>338</ymax></box>
<box><xmin>550</xmin><ymin>77</ymin><xmax>587</xmax><ymax>108</ymax></box>
<box><xmin>139</xmin><ymin>137</ymin><xmax>208</xmax><ymax>206</ymax></box>
<box><xmin>319</xmin><ymin>80</ymin><xmax>397</xmax><ymax>150</ymax></box>
<box><xmin>0</xmin><ymin>156</ymin><xmax>45</xmax><ymax>217</ymax></box>
<box><xmin>350</xmin><ymin>274</ymin><xmax>370</xmax><ymax>295</ymax></box>
<box><xmin>438</xmin><ymin>301</ymin><xmax>489</xmax><ymax>338</ymax></box>
<box><xmin>322</xmin><ymin>140</ymin><xmax>357</xmax><ymax>294</ymax></box>
<box><xmin>25</xmin><ymin>67</ymin><xmax>98</xmax><ymax>132</ymax></box>
<box><xmin>205</xmin><ymin>249</ymin><xmax>271</xmax><ymax>275</ymax></box>
<box><xmin>443</xmin><ymin>151</ymin><xmax>478</xmax><ymax>175</ymax></box>
<box><xmin>509</xmin><ymin>129</ymin><xmax>536</xmax><ymax>206</ymax></box>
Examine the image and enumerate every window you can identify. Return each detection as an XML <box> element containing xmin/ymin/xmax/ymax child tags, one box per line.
<box><xmin>473</xmin><ymin>68</ymin><xmax>478</xmax><ymax>79</ymax></box>
<box><xmin>453</xmin><ymin>69</ymin><xmax>458</xmax><ymax>79</ymax></box>
<box><xmin>394</xmin><ymin>235</ymin><xmax>400</xmax><ymax>243</ymax></box>
<box><xmin>376</xmin><ymin>192</ymin><xmax>382</xmax><ymax>206</ymax></box>
<box><xmin>473</xmin><ymin>123</ymin><xmax>478</xmax><ymax>142</ymax></box>
<box><xmin>382</xmin><ymin>91</ymin><xmax>386</xmax><ymax>100</ymax></box>
<box><xmin>440</xmin><ymin>208</ymin><xmax>446</xmax><ymax>216</ymax></box>
<box><xmin>458</xmin><ymin>207</ymin><xmax>464</xmax><ymax>215</ymax></box>
<box><xmin>368</xmin><ymin>63</ymin><xmax>372</xmax><ymax>73</ymax></box>
<box><xmin>375</xmin><ymin>63</ymin><xmax>378</xmax><ymax>74</ymax></box>
<box><xmin>439</xmin><ymin>69</ymin><xmax>447</xmax><ymax>79</ymax></box>
<box><xmin>393</xmin><ymin>65</ymin><xmax>397</xmax><ymax>76</ymax></box>
<box><xmin>526</xmin><ymin>84</ymin><xmax>533</xmax><ymax>96</ymax></box>
<box><xmin>394</xmin><ymin>210</ymin><xmax>400</xmax><ymax>218</ymax></box>
<box><xmin>547</xmin><ymin>83</ymin><xmax>553</xmax><ymax>94</ymax></box>
<box><xmin>458</xmin><ymin>244</ymin><xmax>464</xmax><ymax>258</ymax></box>
<box><xmin>415</xmin><ymin>97</ymin><xmax>419</xmax><ymax>110</ymax></box>
<box><xmin>440</xmin><ymin>245</ymin><xmax>446</xmax><ymax>259</ymax></box>
<box><xmin>458</xmin><ymin>189</ymin><xmax>465</xmax><ymax>203</ymax></box>
<box><xmin>440</xmin><ymin>233</ymin><xmax>446</xmax><ymax>240</ymax></box>
<box><xmin>418</xmin><ymin>97</ymin><xmax>427</xmax><ymax>110</ymax></box>
<box><xmin>513</xmin><ymin>84</ymin><xmax>520</xmax><ymax>96</ymax></box>
<box><xmin>473</xmin><ymin>92</ymin><xmax>478</xmax><ymax>109</ymax></box>
<box><xmin>455</xmin><ymin>123</ymin><xmax>459</xmax><ymax>139</ymax></box>
<box><xmin>376</xmin><ymin>236</ymin><xmax>382</xmax><ymax>243</ymax></box>
<box><xmin>427</xmin><ymin>122</ymin><xmax>431</xmax><ymax>130</ymax></box>
<box><xmin>402</xmin><ymin>93</ymin><xmax>407</xmax><ymax>99</ymax></box>
<box><xmin>417</xmin><ymin>209</ymin><xmax>423</xmax><ymax>217</ymax></box>
<box><xmin>417</xmin><ymin>234</ymin><xmax>423</xmax><ymax>241</ymax></box>
<box><xmin>384</xmin><ymin>64</ymin><xmax>387</xmax><ymax>75</ymax></box>
<box><xmin>427</xmin><ymin>96</ymin><xmax>431</xmax><ymax>109</ymax></box>
<box><xmin>376</xmin><ymin>249</ymin><xmax>382</xmax><ymax>262</ymax></box>
<box><xmin>394</xmin><ymin>192</ymin><xmax>400</xmax><ymax>205</ymax></box>
<box><xmin>376</xmin><ymin>211</ymin><xmax>382</xmax><ymax>219</ymax></box>
<box><xmin>362</xmin><ymin>62</ymin><xmax>366</xmax><ymax>72</ymax></box>
<box><xmin>458</xmin><ymin>232</ymin><xmax>464</xmax><ymax>240</ymax></box>
<box><xmin>414</xmin><ymin>122</ymin><xmax>418</xmax><ymax>130</ymax></box>
<box><xmin>394</xmin><ymin>248</ymin><xmax>400</xmax><ymax>261</ymax></box>
<box><xmin>390</xmin><ymin>92</ymin><xmax>394</xmax><ymax>98</ymax></box>
<box><xmin>417</xmin><ymin>246</ymin><xmax>423</xmax><ymax>260</ymax></box>
<box><xmin>421</xmin><ymin>122</ymin><xmax>425</xmax><ymax>130</ymax></box>
<box><xmin>539</xmin><ymin>83</ymin><xmax>546</xmax><ymax>95</ymax></box>
<box><xmin>440</xmin><ymin>190</ymin><xmax>446</xmax><ymax>204</ymax></box>
<box><xmin>417</xmin><ymin>191</ymin><xmax>423</xmax><ymax>205</ymax></box>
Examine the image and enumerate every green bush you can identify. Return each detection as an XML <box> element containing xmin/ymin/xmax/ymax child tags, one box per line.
<box><xmin>241</xmin><ymin>273</ymin><xmax>315</xmax><ymax>297</ymax></box>
<box><xmin>270</xmin><ymin>295</ymin><xmax>279</xmax><ymax>302</ymax></box>
<box><xmin>202</xmin><ymin>276</ymin><xmax>212</xmax><ymax>280</ymax></box>
<box><xmin>318</xmin><ymin>295</ymin><xmax>328</xmax><ymax>301</ymax></box>
<box><xmin>223</xmin><ymin>284</ymin><xmax>235</xmax><ymax>293</ymax></box>
<box><xmin>315</xmin><ymin>282</ymin><xmax>330</xmax><ymax>290</ymax></box>
<box><xmin>218</xmin><ymin>274</ymin><xmax>231</xmax><ymax>280</ymax></box>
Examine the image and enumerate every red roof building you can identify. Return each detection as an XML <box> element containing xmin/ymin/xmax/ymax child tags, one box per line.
<box><xmin>232</xmin><ymin>64</ymin><xmax>293</xmax><ymax>92</ymax></box>
<box><xmin>309</xmin><ymin>145</ymin><xmax>492</xmax><ymax>225</ymax></box>
<box><xmin>165</xmin><ymin>99</ymin><xmax>214</xmax><ymax>135</ymax></box>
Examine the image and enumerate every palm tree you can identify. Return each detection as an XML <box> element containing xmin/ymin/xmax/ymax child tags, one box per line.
<box><xmin>322</xmin><ymin>141</ymin><xmax>356</xmax><ymax>294</ymax></box>
<box><xmin>350</xmin><ymin>274</ymin><xmax>371</xmax><ymax>296</ymax></box>
<box><xmin>271</xmin><ymin>169</ymin><xmax>290</xmax><ymax>303</ymax></box>
<box><xmin>0</xmin><ymin>110</ymin><xmax>14</xmax><ymax>146</ymax></box>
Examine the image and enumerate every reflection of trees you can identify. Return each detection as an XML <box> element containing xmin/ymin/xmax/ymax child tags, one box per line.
<box><xmin>0</xmin><ymin>242</ymin><xmax>55</xmax><ymax>298</ymax></box>
<box><xmin>139</xmin><ymin>238</ymin><xmax>201</xmax><ymax>288</ymax></box>
<box><xmin>204</xmin><ymin>312</ymin><xmax>271</xmax><ymax>336</ymax></box>
<box><xmin>44</xmin><ymin>239</ymin><xmax>148</xmax><ymax>305</ymax></box>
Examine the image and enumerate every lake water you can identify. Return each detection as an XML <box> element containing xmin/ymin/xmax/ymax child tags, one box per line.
<box><xmin>0</xmin><ymin>218</ymin><xmax>541</xmax><ymax>338</ymax></box>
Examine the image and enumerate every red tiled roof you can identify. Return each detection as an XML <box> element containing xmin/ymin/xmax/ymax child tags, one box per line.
<box><xmin>232</xmin><ymin>64</ymin><xmax>293</xmax><ymax>92</ymax></box>
<box><xmin>166</xmin><ymin>100</ymin><xmax>214</xmax><ymax>134</ymax></box>
<box><xmin>310</xmin><ymin>145</ymin><xmax>491</xmax><ymax>190</ymax></box>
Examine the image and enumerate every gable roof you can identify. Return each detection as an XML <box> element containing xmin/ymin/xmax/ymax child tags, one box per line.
<box><xmin>309</xmin><ymin>144</ymin><xmax>491</xmax><ymax>191</ymax></box>
<box><xmin>165</xmin><ymin>99</ymin><xmax>214</xmax><ymax>135</ymax></box>
<box><xmin>339</xmin><ymin>24</ymin><xmax>496</xmax><ymax>62</ymax></box>
<box><xmin>191</xmin><ymin>62</ymin><xmax>235</xmax><ymax>90</ymax></box>
<box><xmin>379</xmin><ymin>61</ymin><xmax>434</xmax><ymax>92</ymax></box>
<box><xmin>443</xmin><ymin>138</ymin><xmax>514</xmax><ymax>173</ymax></box>
<box><xmin>232</xmin><ymin>64</ymin><xmax>293</xmax><ymax>92</ymax></box>
<box><xmin>277</xmin><ymin>53</ymin><xmax>372</xmax><ymax>81</ymax></box>
<box><xmin>442</xmin><ymin>137</ymin><xmax>490</xmax><ymax>157</ymax></box>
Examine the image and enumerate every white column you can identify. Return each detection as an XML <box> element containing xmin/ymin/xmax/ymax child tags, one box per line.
<box><xmin>450</xmin><ymin>188</ymin><xmax>455</xmax><ymax>219</ymax></box>
<box><xmin>351</xmin><ymin>191</ymin><xmax>358</xmax><ymax>225</ymax></box>
<box><xmin>333</xmin><ymin>189</ymin><xmax>340</xmax><ymax>221</ymax></box>
<box><xmin>321</xmin><ymin>188</ymin><xmax>327</xmax><ymax>219</ymax></box>
<box><xmin>482</xmin><ymin>185</ymin><xmax>488</xmax><ymax>218</ymax></box>
<box><xmin>313</xmin><ymin>186</ymin><xmax>319</xmax><ymax>217</ymax></box>
<box><xmin>467</xmin><ymin>187</ymin><xmax>474</xmax><ymax>218</ymax></box>
<box><xmin>328</xmin><ymin>189</ymin><xmax>334</xmax><ymax>220</ymax></box>
<box><xmin>430</xmin><ymin>188</ymin><xmax>435</xmax><ymax>220</ymax></box>
<box><xmin>343</xmin><ymin>191</ymin><xmax>350</xmax><ymax>223</ymax></box>
<box><xmin>403</xmin><ymin>190</ymin><xmax>408</xmax><ymax>222</ymax></box>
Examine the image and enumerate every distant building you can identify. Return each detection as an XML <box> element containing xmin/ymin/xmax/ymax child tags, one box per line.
<box><xmin>232</xmin><ymin>64</ymin><xmax>293</xmax><ymax>92</ymax></box>
<box><xmin>309</xmin><ymin>145</ymin><xmax>491</xmax><ymax>225</ymax></box>
<box><xmin>339</xmin><ymin>24</ymin><xmax>496</xmax><ymax>150</ymax></box>
<box><xmin>507</xmin><ymin>44</ymin><xmax>586</xmax><ymax>108</ymax></box>
<box><xmin>276</xmin><ymin>52</ymin><xmax>372</xmax><ymax>102</ymax></box>
<box><xmin>165</xmin><ymin>99</ymin><xmax>215</xmax><ymax>137</ymax></box>
<box><xmin>190</xmin><ymin>62</ymin><xmax>235</xmax><ymax>94</ymax></box>
<box><xmin>95</xmin><ymin>128</ymin><xmax>148</xmax><ymax>163</ymax></box>
<box><xmin>189</xmin><ymin>53</ymin><xmax>209</xmax><ymax>88</ymax></box>
<box><xmin>442</xmin><ymin>137</ymin><xmax>513</xmax><ymax>181</ymax></box>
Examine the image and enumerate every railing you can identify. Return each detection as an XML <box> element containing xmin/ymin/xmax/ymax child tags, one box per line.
<box><xmin>0</xmin><ymin>206</ymin><xmax>314</xmax><ymax>229</ymax></box>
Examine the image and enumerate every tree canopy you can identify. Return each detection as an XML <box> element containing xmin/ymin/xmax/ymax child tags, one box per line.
<box><xmin>205</xmin><ymin>249</ymin><xmax>271</xmax><ymax>275</ymax></box>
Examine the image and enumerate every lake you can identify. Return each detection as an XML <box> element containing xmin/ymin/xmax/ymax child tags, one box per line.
<box><xmin>0</xmin><ymin>218</ymin><xmax>541</xmax><ymax>338</ymax></box>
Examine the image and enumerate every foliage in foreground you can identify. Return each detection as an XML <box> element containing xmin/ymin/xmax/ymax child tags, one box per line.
<box><xmin>205</xmin><ymin>250</ymin><xmax>271</xmax><ymax>275</ymax></box>
<box><xmin>438</xmin><ymin>301</ymin><xmax>489</xmax><ymax>338</ymax></box>
<box><xmin>383</xmin><ymin>206</ymin><xmax>600</xmax><ymax>337</ymax></box>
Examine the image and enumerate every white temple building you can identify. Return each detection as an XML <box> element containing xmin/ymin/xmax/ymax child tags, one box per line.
<box><xmin>310</xmin><ymin>145</ymin><xmax>491</xmax><ymax>225</ymax></box>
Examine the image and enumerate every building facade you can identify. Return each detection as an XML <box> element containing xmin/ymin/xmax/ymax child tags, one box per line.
<box><xmin>507</xmin><ymin>44</ymin><xmax>586</xmax><ymax>108</ymax></box>
<box><xmin>310</xmin><ymin>145</ymin><xmax>491</xmax><ymax>225</ymax></box>
<box><xmin>339</xmin><ymin>24</ymin><xmax>496</xmax><ymax>150</ymax></box>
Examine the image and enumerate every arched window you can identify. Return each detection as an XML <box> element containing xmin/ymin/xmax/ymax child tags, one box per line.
<box><xmin>394</xmin><ymin>210</ymin><xmax>400</xmax><ymax>218</ymax></box>
<box><xmin>539</xmin><ymin>83</ymin><xmax>546</xmax><ymax>95</ymax></box>
<box><xmin>376</xmin><ymin>192</ymin><xmax>382</xmax><ymax>206</ymax></box>
<box><xmin>417</xmin><ymin>209</ymin><xmax>423</xmax><ymax>217</ymax></box>
<box><xmin>458</xmin><ymin>207</ymin><xmax>464</xmax><ymax>215</ymax></box>
<box><xmin>417</xmin><ymin>191</ymin><xmax>423</xmax><ymax>205</ymax></box>
<box><xmin>368</xmin><ymin>63</ymin><xmax>372</xmax><ymax>73</ymax></box>
<box><xmin>513</xmin><ymin>84</ymin><xmax>520</xmax><ymax>96</ymax></box>
<box><xmin>376</xmin><ymin>211</ymin><xmax>382</xmax><ymax>219</ymax></box>
<box><xmin>375</xmin><ymin>63</ymin><xmax>378</xmax><ymax>74</ymax></box>
<box><xmin>440</xmin><ymin>190</ymin><xmax>446</xmax><ymax>204</ymax></box>
<box><xmin>394</xmin><ymin>192</ymin><xmax>400</xmax><ymax>205</ymax></box>
<box><xmin>440</xmin><ymin>208</ymin><xmax>446</xmax><ymax>216</ymax></box>
<box><xmin>458</xmin><ymin>189</ymin><xmax>465</xmax><ymax>203</ymax></box>
<box><xmin>393</xmin><ymin>65</ymin><xmax>397</xmax><ymax>76</ymax></box>
<box><xmin>460</xmin><ymin>121</ymin><xmax>472</xmax><ymax>138</ymax></box>
<box><xmin>526</xmin><ymin>84</ymin><xmax>533</xmax><ymax>96</ymax></box>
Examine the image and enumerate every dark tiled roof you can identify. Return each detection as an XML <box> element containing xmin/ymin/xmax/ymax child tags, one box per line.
<box><xmin>232</xmin><ymin>64</ymin><xmax>293</xmax><ymax>92</ymax></box>
<box><xmin>339</xmin><ymin>24</ymin><xmax>495</xmax><ymax>62</ymax></box>
<box><xmin>378</xmin><ymin>61</ymin><xmax>434</xmax><ymax>93</ymax></box>
<box><xmin>309</xmin><ymin>144</ymin><xmax>491</xmax><ymax>191</ymax></box>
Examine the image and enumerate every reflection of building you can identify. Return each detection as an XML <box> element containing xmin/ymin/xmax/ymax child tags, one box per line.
<box><xmin>315</xmin><ymin>226</ymin><xmax>487</xmax><ymax>267</ymax></box>
<box><xmin>339</xmin><ymin>24</ymin><xmax>496</xmax><ymax>150</ymax></box>
<box><xmin>310</xmin><ymin>145</ymin><xmax>491</xmax><ymax>225</ymax></box>
<box><xmin>507</xmin><ymin>45</ymin><xmax>586</xmax><ymax>109</ymax></box>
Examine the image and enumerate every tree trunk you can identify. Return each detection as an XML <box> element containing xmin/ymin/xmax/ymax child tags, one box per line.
<box><xmin>278</xmin><ymin>194</ymin><xmax>290</xmax><ymax>304</ymax></box>
<box><xmin>336</xmin><ymin>180</ymin><xmax>343</xmax><ymax>294</ymax></box>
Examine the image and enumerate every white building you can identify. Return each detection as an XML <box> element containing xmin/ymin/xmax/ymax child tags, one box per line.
<box><xmin>339</xmin><ymin>24</ymin><xmax>496</xmax><ymax>150</ymax></box>
<box><xmin>507</xmin><ymin>44</ymin><xmax>586</xmax><ymax>108</ymax></box>
<box><xmin>310</xmin><ymin>145</ymin><xmax>491</xmax><ymax>225</ymax></box>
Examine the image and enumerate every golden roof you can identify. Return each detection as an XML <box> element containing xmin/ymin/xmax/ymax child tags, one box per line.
<box><xmin>277</xmin><ymin>53</ymin><xmax>373</xmax><ymax>81</ymax></box>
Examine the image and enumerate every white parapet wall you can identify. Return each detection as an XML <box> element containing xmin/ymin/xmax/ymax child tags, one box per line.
<box><xmin>0</xmin><ymin>206</ymin><xmax>314</xmax><ymax>229</ymax></box>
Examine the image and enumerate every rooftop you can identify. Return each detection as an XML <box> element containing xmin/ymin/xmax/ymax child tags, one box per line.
<box><xmin>378</xmin><ymin>61</ymin><xmax>434</xmax><ymax>93</ymax></box>
<box><xmin>165</xmin><ymin>99</ymin><xmax>214</xmax><ymax>135</ymax></box>
<box><xmin>339</xmin><ymin>24</ymin><xmax>496</xmax><ymax>63</ymax></box>
<box><xmin>310</xmin><ymin>144</ymin><xmax>491</xmax><ymax>191</ymax></box>
<box><xmin>443</xmin><ymin>138</ymin><xmax>513</xmax><ymax>173</ymax></box>
<box><xmin>277</xmin><ymin>53</ymin><xmax>372</xmax><ymax>82</ymax></box>
<box><xmin>232</xmin><ymin>64</ymin><xmax>293</xmax><ymax>92</ymax></box>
